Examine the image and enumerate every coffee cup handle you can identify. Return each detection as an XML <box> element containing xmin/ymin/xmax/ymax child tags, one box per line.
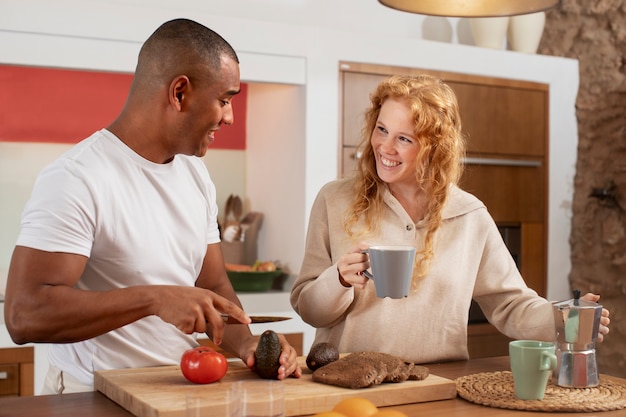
<box><xmin>360</xmin><ymin>249</ymin><xmax>373</xmax><ymax>280</ymax></box>
<box><xmin>539</xmin><ymin>351</ymin><xmax>557</xmax><ymax>371</ymax></box>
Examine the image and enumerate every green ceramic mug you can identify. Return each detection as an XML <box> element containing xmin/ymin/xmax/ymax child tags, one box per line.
<box><xmin>509</xmin><ymin>340</ymin><xmax>557</xmax><ymax>400</ymax></box>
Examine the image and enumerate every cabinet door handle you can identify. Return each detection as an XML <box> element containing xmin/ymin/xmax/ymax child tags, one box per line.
<box><xmin>0</xmin><ymin>371</ymin><xmax>8</xmax><ymax>380</ymax></box>
<box><xmin>350</xmin><ymin>150</ymin><xmax>363</xmax><ymax>160</ymax></box>
<box><xmin>463</xmin><ymin>157</ymin><xmax>542</xmax><ymax>167</ymax></box>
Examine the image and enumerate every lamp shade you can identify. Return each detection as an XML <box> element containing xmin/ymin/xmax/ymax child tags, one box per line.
<box><xmin>378</xmin><ymin>0</ymin><xmax>559</xmax><ymax>17</ymax></box>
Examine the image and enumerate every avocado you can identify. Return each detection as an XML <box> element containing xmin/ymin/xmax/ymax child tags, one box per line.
<box><xmin>306</xmin><ymin>342</ymin><xmax>339</xmax><ymax>371</ymax></box>
<box><xmin>254</xmin><ymin>330</ymin><xmax>282</xmax><ymax>379</ymax></box>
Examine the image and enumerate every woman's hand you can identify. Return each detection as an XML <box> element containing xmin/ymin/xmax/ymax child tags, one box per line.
<box><xmin>581</xmin><ymin>293</ymin><xmax>610</xmax><ymax>343</ymax></box>
<box><xmin>337</xmin><ymin>244</ymin><xmax>370</xmax><ymax>289</ymax></box>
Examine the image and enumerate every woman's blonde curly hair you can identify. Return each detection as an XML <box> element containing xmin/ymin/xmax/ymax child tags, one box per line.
<box><xmin>344</xmin><ymin>74</ymin><xmax>466</xmax><ymax>279</ymax></box>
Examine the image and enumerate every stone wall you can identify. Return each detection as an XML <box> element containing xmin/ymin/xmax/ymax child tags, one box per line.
<box><xmin>539</xmin><ymin>0</ymin><xmax>626</xmax><ymax>377</ymax></box>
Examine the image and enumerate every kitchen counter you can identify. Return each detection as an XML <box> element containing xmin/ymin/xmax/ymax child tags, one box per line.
<box><xmin>2</xmin><ymin>356</ymin><xmax>625</xmax><ymax>416</ymax></box>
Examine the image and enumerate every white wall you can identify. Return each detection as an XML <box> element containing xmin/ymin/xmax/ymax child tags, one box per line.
<box><xmin>245</xmin><ymin>83</ymin><xmax>306</xmax><ymax>273</ymax></box>
<box><xmin>0</xmin><ymin>0</ymin><xmax>579</xmax><ymax>392</ymax></box>
<box><xmin>0</xmin><ymin>143</ymin><xmax>72</xmax><ymax>287</ymax></box>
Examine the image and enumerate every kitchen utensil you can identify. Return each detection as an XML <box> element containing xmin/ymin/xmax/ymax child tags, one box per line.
<box><xmin>509</xmin><ymin>340</ymin><xmax>557</xmax><ymax>400</ymax></box>
<box><xmin>230</xmin><ymin>196</ymin><xmax>243</xmax><ymax>241</ymax></box>
<box><xmin>223</xmin><ymin>194</ymin><xmax>234</xmax><ymax>223</ymax></box>
<box><xmin>552</xmin><ymin>289</ymin><xmax>602</xmax><ymax>387</ymax></box>
<box><xmin>239</xmin><ymin>211</ymin><xmax>263</xmax><ymax>243</ymax></box>
<box><xmin>216</xmin><ymin>314</ymin><xmax>291</xmax><ymax>324</ymax></box>
<box><xmin>231</xmin><ymin>196</ymin><xmax>243</xmax><ymax>224</ymax></box>
<box><xmin>222</xmin><ymin>194</ymin><xmax>243</xmax><ymax>242</ymax></box>
<box><xmin>361</xmin><ymin>245</ymin><xmax>416</xmax><ymax>298</ymax></box>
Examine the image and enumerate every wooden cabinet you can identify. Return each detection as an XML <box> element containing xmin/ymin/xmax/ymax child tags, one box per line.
<box><xmin>339</xmin><ymin>61</ymin><xmax>549</xmax><ymax>358</ymax></box>
<box><xmin>453</xmin><ymin>83</ymin><xmax>546</xmax><ymax>157</ymax></box>
<box><xmin>0</xmin><ymin>347</ymin><xmax>34</xmax><ymax>396</ymax></box>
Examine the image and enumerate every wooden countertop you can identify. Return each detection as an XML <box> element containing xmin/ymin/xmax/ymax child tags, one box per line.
<box><xmin>1</xmin><ymin>356</ymin><xmax>624</xmax><ymax>417</ymax></box>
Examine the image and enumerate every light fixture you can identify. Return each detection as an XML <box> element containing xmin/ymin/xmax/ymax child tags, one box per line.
<box><xmin>378</xmin><ymin>0</ymin><xmax>560</xmax><ymax>17</ymax></box>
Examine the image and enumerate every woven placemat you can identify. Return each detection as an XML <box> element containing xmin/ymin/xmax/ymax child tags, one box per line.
<box><xmin>456</xmin><ymin>371</ymin><xmax>626</xmax><ymax>412</ymax></box>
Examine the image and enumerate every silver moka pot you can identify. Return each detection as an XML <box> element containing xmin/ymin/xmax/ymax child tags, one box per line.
<box><xmin>552</xmin><ymin>289</ymin><xmax>602</xmax><ymax>387</ymax></box>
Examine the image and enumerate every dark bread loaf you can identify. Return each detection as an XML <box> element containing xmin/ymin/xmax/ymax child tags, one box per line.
<box><xmin>311</xmin><ymin>351</ymin><xmax>429</xmax><ymax>389</ymax></box>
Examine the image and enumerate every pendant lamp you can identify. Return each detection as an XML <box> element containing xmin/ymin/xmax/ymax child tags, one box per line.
<box><xmin>378</xmin><ymin>0</ymin><xmax>559</xmax><ymax>17</ymax></box>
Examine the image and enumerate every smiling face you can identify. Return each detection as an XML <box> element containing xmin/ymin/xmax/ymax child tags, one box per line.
<box><xmin>371</xmin><ymin>97</ymin><xmax>420</xmax><ymax>192</ymax></box>
<box><xmin>174</xmin><ymin>55</ymin><xmax>241</xmax><ymax>158</ymax></box>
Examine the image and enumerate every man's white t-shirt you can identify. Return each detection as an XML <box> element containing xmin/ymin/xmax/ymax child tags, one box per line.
<box><xmin>17</xmin><ymin>129</ymin><xmax>221</xmax><ymax>386</ymax></box>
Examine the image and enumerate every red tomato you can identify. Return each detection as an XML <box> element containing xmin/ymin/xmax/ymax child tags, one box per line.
<box><xmin>180</xmin><ymin>346</ymin><xmax>228</xmax><ymax>384</ymax></box>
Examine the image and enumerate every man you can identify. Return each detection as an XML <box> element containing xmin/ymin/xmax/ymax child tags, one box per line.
<box><xmin>4</xmin><ymin>18</ymin><xmax>301</xmax><ymax>394</ymax></box>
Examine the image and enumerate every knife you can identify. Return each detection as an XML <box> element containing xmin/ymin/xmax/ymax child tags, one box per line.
<box><xmin>218</xmin><ymin>314</ymin><xmax>292</xmax><ymax>324</ymax></box>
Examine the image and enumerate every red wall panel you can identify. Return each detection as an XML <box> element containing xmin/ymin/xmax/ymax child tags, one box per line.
<box><xmin>0</xmin><ymin>64</ymin><xmax>246</xmax><ymax>149</ymax></box>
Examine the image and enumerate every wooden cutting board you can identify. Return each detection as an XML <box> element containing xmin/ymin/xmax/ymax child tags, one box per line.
<box><xmin>95</xmin><ymin>357</ymin><xmax>457</xmax><ymax>417</ymax></box>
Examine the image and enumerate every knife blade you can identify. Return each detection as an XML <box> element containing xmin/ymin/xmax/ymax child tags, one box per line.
<box><xmin>218</xmin><ymin>314</ymin><xmax>292</xmax><ymax>324</ymax></box>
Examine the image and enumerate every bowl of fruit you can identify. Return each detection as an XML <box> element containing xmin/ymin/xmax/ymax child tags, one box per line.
<box><xmin>225</xmin><ymin>261</ymin><xmax>284</xmax><ymax>292</ymax></box>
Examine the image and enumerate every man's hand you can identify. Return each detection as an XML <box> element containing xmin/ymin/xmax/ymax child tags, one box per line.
<box><xmin>242</xmin><ymin>333</ymin><xmax>302</xmax><ymax>380</ymax></box>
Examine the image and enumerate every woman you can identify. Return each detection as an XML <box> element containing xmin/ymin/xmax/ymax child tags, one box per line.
<box><xmin>290</xmin><ymin>74</ymin><xmax>610</xmax><ymax>363</ymax></box>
